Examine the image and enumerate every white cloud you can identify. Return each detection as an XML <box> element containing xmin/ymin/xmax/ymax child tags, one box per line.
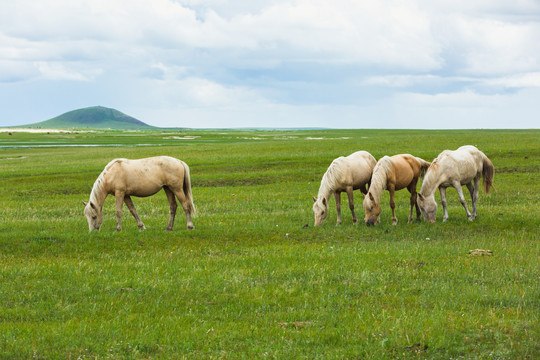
<box><xmin>361</xmin><ymin>75</ymin><xmax>455</xmax><ymax>88</ymax></box>
<box><xmin>485</xmin><ymin>72</ymin><xmax>540</xmax><ymax>88</ymax></box>
<box><xmin>0</xmin><ymin>0</ymin><xmax>539</xmax><ymax>128</ymax></box>
<box><xmin>175</xmin><ymin>77</ymin><xmax>266</xmax><ymax>108</ymax></box>
<box><xmin>391</xmin><ymin>87</ymin><xmax>540</xmax><ymax>128</ymax></box>
<box><xmin>0</xmin><ymin>0</ymin><xmax>442</xmax><ymax>67</ymax></box>
<box><xmin>34</xmin><ymin>62</ymin><xmax>102</xmax><ymax>81</ymax></box>
<box><xmin>452</xmin><ymin>18</ymin><xmax>540</xmax><ymax>75</ymax></box>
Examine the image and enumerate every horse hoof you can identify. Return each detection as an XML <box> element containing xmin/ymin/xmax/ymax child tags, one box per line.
<box><xmin>187</xmin><ymin>225</ymin><xmax>194</xmax><ymax>230</ymax></box>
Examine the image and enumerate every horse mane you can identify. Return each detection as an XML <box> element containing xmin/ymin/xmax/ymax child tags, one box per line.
<box><xmin>317</xmin><ymin>156</ymin><xmax>346</xmax><ymax>200</ymax></box>
<box><xmin>416</xmin><ymin>157</ymin><xmax>431</xmax><ymax>178</ymax></box>
<box><xmin>420</xmin><ymin>153</ymin><xmax>447</xmax><ymax>196</ymax></box>
<box><xmin>368</xmin><ymin>156</ymin><xmax>393</xmax><ymax>200</ymax></box>
<box><xmin>89</xmin><ymin>159</ymin><xmax>118</xmax><ymax>206</ymax></box>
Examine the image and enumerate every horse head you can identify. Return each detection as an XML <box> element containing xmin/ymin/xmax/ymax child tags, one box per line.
<box><xmin>417</xmin><ymin>193</ymin><xmax>437</xmax><ymax>223</ymax></box>
<box><xmin>312</xmin><ymin>196</ymin><xmax>328</xmax><ymax>226</ymax></box>
<box><xmin>363</xmin><ymin>192</ymin><xmax>381</xmax><ymax>226</ymax></box>
<box><xmin>83</xmin><ymin>201</ymin><xmax>103</xmax><ymax>232</ymax></box>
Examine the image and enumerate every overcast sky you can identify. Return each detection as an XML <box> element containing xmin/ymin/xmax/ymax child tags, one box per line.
<box><xmin>1</xmin><ymin>0</ymin><xmax>539</xmax><ymax>128</ymax></box>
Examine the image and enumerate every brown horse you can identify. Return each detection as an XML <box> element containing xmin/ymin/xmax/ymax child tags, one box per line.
<box><xmin>83</xmin><ymin>156</ymin><xmax>195</xmax><ymax>232</ymax></box>
<box><xmin>313</xmin><ymin>151</ymin><xmax>376</xmax><ymax>226</ymax></box>
<box><xmin>363</xmin><ymin>154</ymin><xmax>430</xmax><ymax>226</ymax></box>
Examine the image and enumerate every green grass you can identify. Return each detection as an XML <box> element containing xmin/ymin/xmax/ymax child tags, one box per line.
<box><xmin>0</xmin><ymin>129</ymin><xmax>538</xmax><ymax>359</ymax></box>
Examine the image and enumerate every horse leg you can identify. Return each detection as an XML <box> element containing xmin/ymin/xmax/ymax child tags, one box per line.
<box><xmin>334</xmin><ymin>192</ymin><xmax>342</xmax><ymax>225</ymax></box>
<box><xmin>361</xmin><ymin>183</ymin><xmax>368</xmax><ymax>195</ymax></box>
<box><xmin>171</xmin><ymin>187</ymin><xmax>194</xmax><ymax>230</ymax></box>
<box><xmin>473</xmin><ymin>177</ymin><xmax>481</xmax><ymax>218</ymax></box>
<box><xmin>346</xmin><ymin>187</ymin><xmax>357</xmax><ymax>225</ymax></box>
<box><xmin>164</xmin><ymin>187</ymin><xmax>177</xmax><ymax>231</ymax></box>
<box><xmin>439</xmin><ymin>186</ymin><xmax>449</xmax><ymax>222</ymax></box>
<box><xmin>389</xmin><ymin>186</ymin><xmax>397</xmax><ymax>225</ymax></box>
<box><xmin>454</xmin><ymin>182</ymin><xmax>473</xmax><ymax>221</ymax></box>
<box><xmin>407</xmin><ymin>181</ymin><xmax>418</xmax><ymax>223</ymax></box>
<box><xmin>115</xmin><ymin>192</ymin><xmax>124</xmax><ymax>231</ymax></box>
<box><xmin>124</xmin><ymin>195</ymin><xmax>145</xmax><ymax>231</ymax></box>
<box><xmin>467</xmin><ymin>180</ymin><xmax>479</xmax><ymax>220</ymax></box>
<box><xmin>414</xmin><ymin>192</ymin><xmax>422</xmax><ymax>221</ymax></box>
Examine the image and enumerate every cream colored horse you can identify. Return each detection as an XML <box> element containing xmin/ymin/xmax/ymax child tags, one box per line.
<box><xmin>312</xmin><ymin>151</ymin><xmax>376</xmax><ymax>226</ymax></box>
<box><xmin>83</xmin><ymin>156</ymin><xmax>195</xmax><ymax>232</ymax></box>
<box><xmin>417</xmin><ymin>145</ymin><xmax>494</xmax><ymax>223</ymax></box>
<box><xmin>363</xmin><ymin>154</ymin><xmax>430</xmax><ymax>226</ymax></box>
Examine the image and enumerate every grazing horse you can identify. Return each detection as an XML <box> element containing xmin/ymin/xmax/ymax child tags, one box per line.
<box><xmin>312</xmin><ymin>151</ymin><xmax>376</xmax><ymax>226</ymax></box>
<box><xmin>417</xmin><ymin>145</ymin><xmax>494</xmax><ymax>223</ymax></box>
<box><xmin>363</xmin><ymin>154</ymin><xmax>430</xmax><ymax>226</ymax></box>
<box><xmin>83</xmin><ymin>156</ymin><xmax>195</xmax><ymax>232</ymax></box>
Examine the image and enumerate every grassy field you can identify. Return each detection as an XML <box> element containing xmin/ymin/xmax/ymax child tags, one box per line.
<box><xmin>0</xmin><ymin>129</ymin><xmax>538</xmax><ymax>359</ymax></box>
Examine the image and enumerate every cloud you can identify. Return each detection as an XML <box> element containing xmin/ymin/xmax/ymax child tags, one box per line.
<box><xmin>0</xmin><ymin>0</ymin><xmax>539</xmax><ymax>128</ymax></box>
<box><xmin>485</xmin><ymin>72</ymin><xmax>540</xmax><ymax>88</ymax></box>
<box><xmin>391</xmin><ymin>87</ymin><xmax>540</xmax><ymax>128</ymax></box>
<box><xmin>452</xmin><ymin>18</ymin><xmax>540</xmax><ymax>75</ymax></box>
<box><xmin>33</xmin><ymin>62</ymin><xmax>102</xmax><ymax>81</ymax></box>
<box><xmin>2</xmin><ymin>0</ymin><xmax>536</xmax><ymax>78</ymax></box>
<box><xmin>1</xmin><ymin>0</ymin><xmax>442</xmax><ymax>67</ymax></box>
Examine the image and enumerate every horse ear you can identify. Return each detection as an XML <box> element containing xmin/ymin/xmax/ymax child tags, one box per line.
<box><xmin>82</xmin><ymin>201</ymin><xmax>87</xmax><ymax>207</ymax></box>
<box><xmin>312</xmin><ymin>197</ymin><xmax>317</xmax><ymax>203</ymax></box>
<box><xmin>362</xmin><ymin>193</ymin><xmax>365</xmax><ymax>198</ymax></box>
<box><xmin>90</xmin><ymin>202</ymin><xmax>97</xmax><ymax>210</ymax></box>
<box><xmin>322</xmin><ymin>198</ymin><xmax>327</xmax><ymax>206</ymax></box>
<box><xmin>369</xmin><ymin>192</ymin><xmax>374</xmax><ymax>201</ymax></box>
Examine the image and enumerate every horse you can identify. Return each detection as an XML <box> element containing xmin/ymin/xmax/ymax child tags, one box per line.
<box><xmin>417</xmin><ymin>145</ymin><xmax>494</xmax><ymax>223</ymax></box>
<box><xmin>312</xmin><ymin>151</ymin><xmax>377</xmax><ymax>226</ymax></box>
<box><xmin>363</xmin><ymin>154</ymin><xmax>430</xmax><ymax>226</ymax></box>
<box><xmin>83</xmin><ymin>156</ymin><xmax>195</xmax><ymax>232</ymax></box>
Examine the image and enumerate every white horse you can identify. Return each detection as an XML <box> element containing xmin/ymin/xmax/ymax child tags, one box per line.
<box><xmin>83</xmin><ymin>156</ymin><xmax>195</xmax><ymax>232</ymax></box>
<box><xmin>417</xmin><ymin>145</ymin><xmax>494</xmax><ymax>223</ymax></box>
<box><xmin>312</xmin><ymin>151</ymin><xmax>376</xmax><ymax>226</ymax></box>
<box><xmin>362</xmin><ymin>154</ymin><xmax>430</xmax><ymax>226</ymax></box>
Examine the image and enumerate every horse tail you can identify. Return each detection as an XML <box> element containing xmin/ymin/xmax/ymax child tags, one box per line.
<box><xmin>417</xmin><ymin>157</ymin><xmax>431</xmax><ymax>178</ymax></box>
<box><xmin>481</xmin><ymin>153</ymin><xmax>495</xmax><ymax>194</ymax></box>
<box><xmin>182</xmin><ymin>161</ymin><xmax>196</xmax><ymax>216</ymax></box>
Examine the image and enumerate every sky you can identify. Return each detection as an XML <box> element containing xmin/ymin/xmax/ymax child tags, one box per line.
<box><xmin>1</xmin><ymin>0</ymin><xmax>539</xmax><ymax>129</ymax></box>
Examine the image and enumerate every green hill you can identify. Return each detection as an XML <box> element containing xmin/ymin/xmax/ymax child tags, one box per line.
<box><xmin>27</xmin><ymin>106</ymin><xmax>154</xmax><ymax>130</ymax></box>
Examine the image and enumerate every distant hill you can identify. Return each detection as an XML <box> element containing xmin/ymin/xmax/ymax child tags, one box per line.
<box><xmin>26</xmin><ymin>106</ymin><xmax>154</xmax><ymax>130</ymax></box>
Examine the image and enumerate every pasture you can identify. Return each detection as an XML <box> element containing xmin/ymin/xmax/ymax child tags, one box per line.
<box><xmin>0</xmin><ymin>129</ymin><xmax>538</xmax><ymax>359</ymax></box>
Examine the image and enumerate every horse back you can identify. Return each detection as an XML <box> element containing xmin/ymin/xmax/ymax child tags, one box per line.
<box><xmin>430</xmin><ymin>146</ymin><xmax>482</xmax><ymax>186</ymax></box>
<box><xmin>106</xmin><ymin>156</ymin><xmax>185</xmax><ymax>196</ymax></box>
<box><xmin>389</xmin><ymin>154</ymin><xmax>418</xmax><ymax>189</ymax></box>
<box><xmin>345</xmin><ymin>151</ymin><xmax>376</xmax><ymax>189</ymax></box>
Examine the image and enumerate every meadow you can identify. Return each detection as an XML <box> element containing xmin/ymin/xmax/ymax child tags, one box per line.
<box><xmin>0</xmin><ymin>129</ymin><xmax>538</xmax><ymax>359</ymax></box>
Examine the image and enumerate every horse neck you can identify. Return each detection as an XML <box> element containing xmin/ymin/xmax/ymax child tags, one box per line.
<box><xmin>316</xmin><ymin>178</ymin><xmax>333</xmax><ymax>207</ymax></box>
<box><xmin>420</xmin><ymin>165</ymin><xmax>441</xmax><ymax>197</ymax></box>
<box><xmin>368</xmin><ymin>159</ymin><xmax>390</xmax><ymax>202</ymax></box>
<box><xmin>89</xmin><ymin>172</ymin><xmax>108</xmax><ymax>209</ymax></box>
<box><xmin>317</xmin><ymin>161</ymin><xmax>341</xmax><ymax>204</ymax></box>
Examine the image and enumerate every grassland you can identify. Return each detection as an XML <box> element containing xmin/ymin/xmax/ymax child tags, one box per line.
<box><xmin>0</xmin><ymin>129</ymin><xmax>538</xmax><ymax>359</ymax></box>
